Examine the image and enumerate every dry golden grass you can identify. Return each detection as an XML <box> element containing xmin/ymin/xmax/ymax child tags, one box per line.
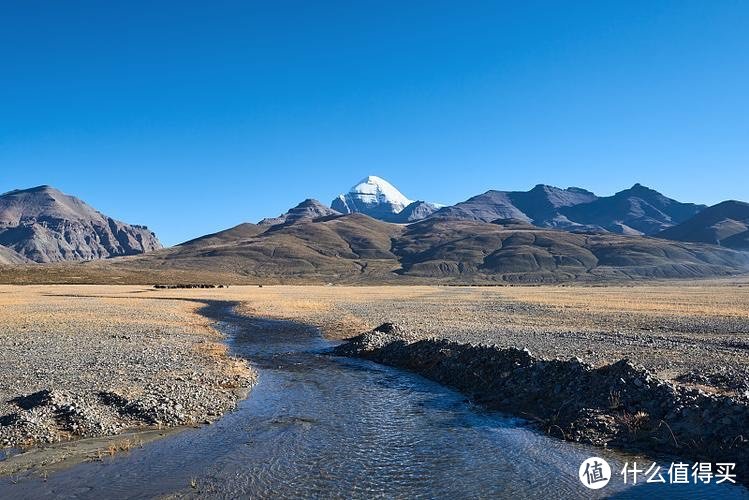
<box><xmin>8</xmin><ymin>282</ymin><xmax>742</xmax><ymax>339</ymax></box>
<box><xmin>502</xmin><ymin>284</ymin><xmax>749</xmax><ymax>318</ymax></box>
<box><xmin>1</xmin><ymin>281</ymin><xmax>746</xmax><ymax>390</ymax></box>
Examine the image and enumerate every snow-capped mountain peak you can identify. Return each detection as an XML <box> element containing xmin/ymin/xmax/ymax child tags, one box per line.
<box><xmin>348</xmin><ymin>175</ymin><xmax>413</xmax><ymax>210</ymax></box>
<box><xmin>331</xmin><ymin>175</ymin><xmax>441</xmax><ymax>222</ymax></box>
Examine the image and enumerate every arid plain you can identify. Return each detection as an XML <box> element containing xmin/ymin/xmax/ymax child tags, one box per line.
<box><xmin>1</xmin><ymin>279</ymin><xmax>749</xmax><ymax>474</ymax></box>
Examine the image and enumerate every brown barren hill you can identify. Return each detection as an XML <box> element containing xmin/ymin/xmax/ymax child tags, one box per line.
<box><xmin>659</xmin><ymin>200</ymin><xmax>749</xmax><ymax>249</ymax></box>
<box><xmin>2</xmin><ymin>211</ymin><xmax>747</xmax><ymax>285</ymax></box>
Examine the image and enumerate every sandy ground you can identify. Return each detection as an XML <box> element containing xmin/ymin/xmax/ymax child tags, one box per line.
<box><xmin>1</xmin><ymin>280</ymin><xmax>748</xmax><ymax>471</ymax></box>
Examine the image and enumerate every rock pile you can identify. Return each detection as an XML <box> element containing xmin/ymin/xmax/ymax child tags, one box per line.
<box><xmin>0</xmin><ymin>373</ymin><xmax>253</xmax><ymax>449</ymax></box>
<box><xmin>335</xmin><ymin>324</ymin><xmax>749</xmax><ymax>482</ymax></box>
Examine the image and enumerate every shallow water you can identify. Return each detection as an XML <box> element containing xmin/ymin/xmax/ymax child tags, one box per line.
<box><xmin>0</xmin><ymin>307</ymin><xmax>746</xmax><ymax>499</ymax></box>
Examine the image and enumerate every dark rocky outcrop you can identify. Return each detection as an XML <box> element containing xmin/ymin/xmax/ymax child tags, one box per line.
<box><xmin>336</xmin><ymin>324</ymin><xmax>749</xmax><ymax>482</ymax></box>
<box><xmin>0</xmin><ymin>185</ymin><xmax>161</xmax><ymax>263</ymax></box>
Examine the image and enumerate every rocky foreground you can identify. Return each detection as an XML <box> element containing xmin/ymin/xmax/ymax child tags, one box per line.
<box><xmin>0</xmin><ymin>289</ymin><xmax>254</xmax><ymax>454</ymax></box>
<box><xmin>335</xmin><ymin>323</ymin><xmax>749</xmax><ymax>482</ymax></box>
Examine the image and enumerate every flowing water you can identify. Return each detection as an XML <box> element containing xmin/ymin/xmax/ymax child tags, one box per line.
<box><xmin>0</xmin><ymin>306</ymin><xmax>746</xmax><ymax>499</ymax></box>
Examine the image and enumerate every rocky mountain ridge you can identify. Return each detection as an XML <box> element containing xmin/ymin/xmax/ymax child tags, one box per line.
<box><xmin>0</xmin><ymin>185</ymin><xmax>162</xmax><ymax>263</ymax></box>
<box><xmin>324</xmin><ymin>177</ymin><xmax>706</xmax><ymax>235</ymax></box>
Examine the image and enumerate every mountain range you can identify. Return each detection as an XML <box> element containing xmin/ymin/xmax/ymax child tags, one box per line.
<box><xmin>319</xmin><ymin>176</ymin><xmax>708</xmax><ymax>237</ymax></box>
<box><xmin>0</xmin><ymin>177</ymin><xmax>747</xmax><ymax>284</ymax></box>
<box><xmin>0</xmin><ymin>185</ymin><xmax>161</xmax><ymax>263</ymax></box>
<box><xmin>73</xmin><ymin>211</ymin><xmax>748</xmax><ymax>284</ymax></box>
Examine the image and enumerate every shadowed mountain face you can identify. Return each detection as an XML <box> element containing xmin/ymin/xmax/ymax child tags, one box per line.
<box><xmin>658</xmin><ymin>200</ymin><xmax>749</xmax><ymax>249</ymax></box>
<box><xmin>559</xmin><ymin>184</ymin><xmax>705</xmax><ymax>235</ymax></box>
<box><xmin>507</xmin><ymin>185</ymin><xmax>598</xmax><ymax>229</ymax></box>
<box><xmin>392</xmin><ymin>218</ymin><xmax>748</xmax><ymax>280</ymax></box>
<box><xmin>432</xmin><ymin>184</ymin><xmax>703</xmax><ymax>236</ymax></box>
<box><xmin>327</xmin><ymin>177</ymin><xmax>704</xmax><ymax>234</ymax></box>
<box><xmin>0</xmin><ymin>185</ymin><xmax>162</xmax><ymax>263</ymax></box>
<box><xmin>432</xmin><ymin>190</ymin><xmax>532</xmax><ymax>223</ymax></box>
<box><xmin>431</xmin><ymin>185</ymin><xmax>599</xmax><ymax>229</ymax></box>
<box><xmin>119</xmin><ymin>213</ymin><xmax>749</xmax><ymax>283</ymax></box>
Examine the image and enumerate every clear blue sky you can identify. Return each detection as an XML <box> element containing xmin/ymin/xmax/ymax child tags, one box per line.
<box><xmin>1</xmin><ymin>1</ymin><xmax>747</xmax><ymax>245</ymax></box>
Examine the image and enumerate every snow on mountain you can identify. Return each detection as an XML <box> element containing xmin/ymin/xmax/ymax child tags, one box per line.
<box><xmin>350</xmin><ymin>176</ymin><xmax>413</xmax><ymax>209</ymax></box>
<box><xmin>331</xmin><ymin>176</ymin><xmax>415</xmax><ymax>220</ymax></box>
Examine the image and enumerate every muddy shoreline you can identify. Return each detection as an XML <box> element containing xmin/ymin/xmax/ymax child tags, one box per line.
<box><xmin>335</xmin><ymin>323</ymin><xmax>749</xmax><ymax>484</ymax></box>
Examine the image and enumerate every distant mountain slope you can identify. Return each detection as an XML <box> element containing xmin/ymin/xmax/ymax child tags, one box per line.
<box><xmin>178</xmin><ymin>223</ymin><xmax>266</xmax><ymax>248</ymax></box>
<box><xmin>658</xmin><ymin>200</ymin><xmax>749</xmax><ymax>249</ymax></box>
<box><xmin>116</xmin><ymin>213</ymin><xmax>749</xmax><ymax>283</ymax></box>
<box><xmin>433</xmin><ymin>183</ymin><xmax>704</xmax><ymax>236</ymax></box>
<box><xmin>431</xmin><ymin>190</ymin><xmax>532</xmax><ymax>223</ymax></box>
<box><xmin>0</xmin><ymin>185</ymin><xmax>161</xmax><ymax>263</ymax></box>
<box><xmin>430</xmin><ymin>185</ymin><xmax>597</xmax><ymax>227</ymax></box>
<box><xmin>393</xmin><ymin>218</ymin><xmax>747</xmax><ymax>280</ymax></box>
<box><xmin>136</xmin><ymin>213</ymin><xmax>402</xmax><ymax>280</ymax></box>
<box><xmin>0</xmin><ymin>245</ymin><xmax>29</xmax><ymax>264</ymax></box>
<box><xmin>259</xmin><ymin>199</ymin><xmax>340</xmax><ymax>226</ymax></box>
<box><xmin>560</xmin><ymin>184</ymin><xmax>705</xmax><ymax>235</ymax></box>
<box><xmin>391</xmin><ymin>200</ymin><xmax>441</xmax><ymax>223</ymax></box>
<box><xmin>508</xmin><ymin>185</ymin><xmax>597</xmax><ymax>229</ymax></box>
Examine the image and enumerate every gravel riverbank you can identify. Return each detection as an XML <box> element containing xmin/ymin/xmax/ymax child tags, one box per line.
<box><xmin>0</xmin><ymin>288</ymin><xmax>254</xmax><ymax>463</ymax></box>
<box><xmin>335</xmin><ymin>322</ymin><xmax>749</xmax><ymax>483</ymax></box>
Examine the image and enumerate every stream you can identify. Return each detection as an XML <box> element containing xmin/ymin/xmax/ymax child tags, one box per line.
<box><xmin>0</xmin><ymin>306</ymin><xmax>746</xmax><ymax>499</ymax></box>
